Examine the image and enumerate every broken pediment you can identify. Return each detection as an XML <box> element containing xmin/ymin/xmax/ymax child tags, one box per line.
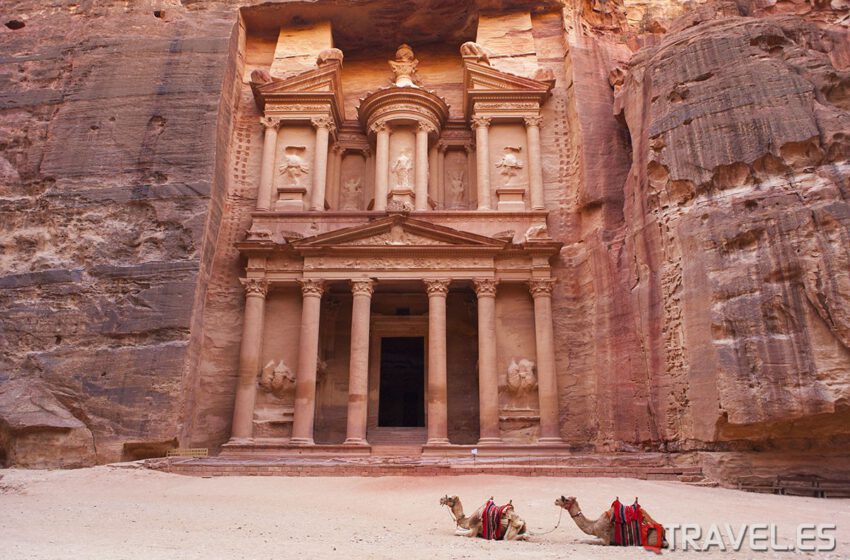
<box><xmin>462</xmin><ymin>61</ymin><xmax>554</xmax><ymax>119</ymax></box>
<box><xmin>251</xmin><ymin>58</ymin><xmax>345</xmax><ymax>124</ymax></box>
<box><xmin>291</xmin><ymin>215</ymin><xmax>507</xmax><ymax>251</ymax></box>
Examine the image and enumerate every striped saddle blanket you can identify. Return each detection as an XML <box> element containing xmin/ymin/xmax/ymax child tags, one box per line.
<box><xmin>612</xmin><ymin>498</ymin><xmax>645</xmax><ymax>546</ymax></box>
<box><xmin>481</xmin><ymin>499</ymin><xmax>513</xmax><ymax>540</ymax></box>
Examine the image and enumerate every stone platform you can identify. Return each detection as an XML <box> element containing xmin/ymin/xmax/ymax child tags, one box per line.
<box><xmin>145</xmin><ymin>451</ymin><xmax>706</xmax><ymax>483</ymax></box>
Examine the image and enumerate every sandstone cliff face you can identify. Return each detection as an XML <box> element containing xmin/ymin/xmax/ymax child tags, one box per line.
<box><xmin>560</xmin><ymin>8</ymin><xmax>850</xmax><ymax>451</ymax></box>
<box><xmin>1</xmin><ymin>0</ymin><xmax>848</xmax><ymax>473</ymax></box>
<box><xmin>0</xmin><ymin>2</ymin><xmax>239</xmax><ymax>463</ymax></box>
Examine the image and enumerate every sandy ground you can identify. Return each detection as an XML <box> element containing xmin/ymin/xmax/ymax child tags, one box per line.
<box><xmin>0</xmin><ymin>466</ymin><xmax>848</xmax><ymax>560</ymax></box>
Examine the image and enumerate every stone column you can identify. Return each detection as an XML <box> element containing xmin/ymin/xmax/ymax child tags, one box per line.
<box><xmin>473</xmin><ymin>279</ymin><xmax>502</xmax><ymax>445</ymax></box>
<box><xmin>415</xmin><ymin>122</ymin><xmax>431</xmax><ymax>211</ymax></box>
<box><xmin>437</xmin><ymin>142</ymin><xmax>448</xmax><ymax>206</ymax></box>
<box><xmin>257</xmin><ymin>117</ymin><xmax>280</xmax><ymax>211</ymax></box>
<box><xmin>344</xmin><ymin>279</ymin><xmax>374</xmax><ymax>445</ymax></box>
<box><xmin>290</xmin><ymin>279</ymin><xmax>325</xmax><ymax>445</ymax></box>
<box><xmin>424</xmin><ymin>278</ymin><xmax>451</xmax><ymax>445</ymax></box>
<box><xmin>229</xmin><ymin>278</ymin><xmax>269</xmax><ymax>442</ymax></box>
<box><xmin>524</xmin><ymin>116</ymin><xmax>545</xmax><ymax>210</ymax></box>
<box><xmin>372</xmin><ymin>121</ymin><xmax>390</xmax><ymax>211</ymax></box>
<box><xmin>309</xmin><ymin>116</ymin><xmax>334</xmax><ymax>211</ymax></box>
<box><xmin>472</xmin><ymin>116</ymin><xmax>492</xmax><ymax>210</ymax></box>
<box><xmin>529</xmin><ymin>278</ymin><xmax>563</xmax><ymax>443</ymax></box>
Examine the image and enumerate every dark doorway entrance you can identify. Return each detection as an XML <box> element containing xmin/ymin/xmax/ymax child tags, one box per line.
<box><xmin>378</xmin><ymin>337</ymin><xmax>425</xmax><ymax>427</ymax></box>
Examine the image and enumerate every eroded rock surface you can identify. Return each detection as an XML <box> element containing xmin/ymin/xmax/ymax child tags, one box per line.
<box><xmin>0</xmin><ymin>0</ymin><xmax>848</xmax><ymax>477</ymax></box>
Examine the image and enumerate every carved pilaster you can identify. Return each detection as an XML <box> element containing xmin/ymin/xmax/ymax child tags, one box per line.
<box><xmin>424</xmin><ymin>278</ymin><xmax>451</xmax><ymax>296</ymax></box>
<box><xmin>473</xmin><ymin>278</ymin><xmax>498</xmax><ymax>298</ymax></box>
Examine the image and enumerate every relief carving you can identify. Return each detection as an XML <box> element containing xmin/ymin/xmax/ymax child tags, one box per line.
<box><xmin>391</xmin><ymin>149</ymin><xmax>414</xmax><ymax>190</ymax></box>
<box><xmin>447</xmin><ymin>169</ymin><xmax>466</xmax><ymax>208</ymax></box>
<box><xmin>279</xmin><ymin>146</ymin><xmax>310</xmax><ymax>187</ymax></box>
<box><xmin>460</xmin><ymin>41</ymin><xmax>490</xmax><ymax>65</ymax></box>
<box><xmin>259</xmin><ymin>360</ymin><xmax>296</xmax><ymax>399</ymax></box>
<box><xmin>523</xmin><ymin>224</ymin><xmax>550</xmax><ymax>241</ymax></box>
<box><xmin>496</xmin><ymin>146</ymin><xmax>524</xmax><ymax>187</ymax></box>
<box><xmin>340</xmin><ymin>177</ymin><xmax>363</xmax><ymax>210</ymax></box>
<box><xmin>503</xmin><ymin>358</ymin><xmax>538</xmax><ymax>410</ymax></box>
<box><xmin>316</xmin><ymin>47</ymin><xmax>344</xmax><ymax>67</ymax></box>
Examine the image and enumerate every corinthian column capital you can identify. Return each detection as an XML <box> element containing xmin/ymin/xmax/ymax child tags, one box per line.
<box><xmin>471</xmin><ymin>115</ymin><xmax>491</xmax><ymax>129</ymax></box>
<box><xmin>260</xmin><ymin>116</ymin><xmax>281</xmax><ymax>129</ymax></box>
<box><xmin>424</xmin><ymin>278</ymin><xmax>451</xmax><ymax>296</ymax></box>
<box><xmin>528</xmin><ymin>278</ymin><xmax>556</xmax><ymax>298</ymax></box>
<box><xmin>310</xmin><ymin>115</ymin><xmax>334</xmax><ymax>130</ymax></box>
<box><xmin>299</xmin><ymin>279</ymin><xmax>325</xmax><ymax>298</ymax></box>
<box><xmin>350</xmin><ymin>279</ymin><xmax>375</xmax><ymax>297</ymax></box>
<box><xmin>473</xmin><ymin>278</ymin><xmax>498</xmax><ymax>298</ymax></box>
<box><xmin>241</xmin><ymin>278</ymin><xmax>269</xmax><ymax>298</ymax></box>
<box><xmin>523</xmin><ymin>115</ymin><xmax>543</xmax><ymax>128</ymax></box>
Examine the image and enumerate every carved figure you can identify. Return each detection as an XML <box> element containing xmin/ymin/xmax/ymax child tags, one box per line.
<box><xmin>460</xmin><ymin>41</ymin><xmax>490</xmax><ymax>65</ymax></box>
<box><xmin>523</xmin><ymin>224</ymin><xmax>550</xmax><ymax>242</ymax></box>
<box><xmin>250</xmin><ymin>69</ymin><xmax>272</xmax><ymax>85</ymax></box>
<box><xmin>259</xmin><ymin>360</ymin><xmax>296</xmax><ymax>399</ymax></box>
<box><xmin>554</xmin><ymin>496</ymin><xmax>665</xmax><ymax>547</ymax></box>
<box><xmin>316</xmin><ymin>48</ymin><xmax>344</xmax><ymax>66</ymax></box>
<box><xmin>507</xmin><ymin>359</ymin><xmax>537</xmax><ymax>395</ymax></box>
<box><xmin>495</xmin><ymin>147</ymin><xmax>524</xmax><ymax>186</ymax></box>
<box><xmin>392</xmin><ymin>150</ymin><xmax>413</xmax><ymax>189</ymax></box>
<box><xmin>340</xmin><ymin>177</ymin><xmax>362</xmax><ymax>210</ymax></box>
<box><xmin>278</xmin><ymin>146</ymin><xmax>309</xmax><ymax>187</ymax></box>
<box><xmin>440</xmin><ymin>495</ymin><xmax>529</xmax><ymax>541</ymax></box>
<box><xmin>389</xmin><ymin>43</ymin><xmax>419</xmax><ymax>87</ymax></box>
<box><xmin>448</xmin><ymin>170</ymin><xmax>465</xmax><ymax>205</ymax></box>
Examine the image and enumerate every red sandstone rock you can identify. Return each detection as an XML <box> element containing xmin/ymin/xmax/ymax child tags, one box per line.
<box><xmin>0</xmin><ymin>0</ymin><xmax>847</xmax><ymax>480</ymax></box>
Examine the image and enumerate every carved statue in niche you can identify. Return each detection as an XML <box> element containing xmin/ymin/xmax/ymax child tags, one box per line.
<box><xmin>259</xmin><ymin>360</ymin><xmax>296</xmax><ymax>399</ymax></box>
<box><xmin>340</xmin><ymin>176</ymin><xmax>363</xmax><ymax>210</ymax></box>
<box><xmin>388</xmin><ymin>43</ymin><xmax>420</xmax><ymax>87</ymax></box>
<box><xmin>496</xmin><ymin>146</ymin><xmax>524</xmax><ymax>187</ymax></box>
<box><xmin>279</xmin><ymin>146</ymin><xmax>309</xmax><ymax>187</ymax></box>
<box><xmin>505</xmin><ymin>358</ymin><xmax>538</xmax><ymax>409</ymax></box>
<box><xmin>392</xmin><ymin>149</ymin><xmax>413</xmax><ymax>189</ymax></box>
<box><xmin>447</xmin><ymin>169</ymin><xmax>466</xmax><ymax>207</ymax></box>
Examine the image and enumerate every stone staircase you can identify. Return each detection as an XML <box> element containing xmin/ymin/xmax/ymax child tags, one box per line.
<box><xmin>367</xmin><ymin>427</ymin><xmax>426</xmax><ymax>456</ymax></box>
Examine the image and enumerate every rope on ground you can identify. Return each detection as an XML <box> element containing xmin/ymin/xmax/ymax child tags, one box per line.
<box><xmin>533</xmin><ymin>507</ymin><xmax>564</xmax><ymax>536</ymax></box>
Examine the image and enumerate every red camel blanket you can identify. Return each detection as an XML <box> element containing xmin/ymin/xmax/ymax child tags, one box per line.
<box><xmin>611</xmin><ymin>498</ymin><xmax>664</xmax><ymax>551</ymax></box>
<box><xmin>481</xmin><ymin>499</ymin><xmax>513</xmax><ymax>540</ymax></box>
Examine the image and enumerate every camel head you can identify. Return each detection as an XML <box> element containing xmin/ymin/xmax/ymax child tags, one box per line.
<box><xmin>555</xmin><ymin>495</ymin><xmax>578</xmax><ymax>511</ymax></box>
<box><xmin>440</xmin><ymin>495</ymin><xmax>459</xmax><ymax>507</ymax></box>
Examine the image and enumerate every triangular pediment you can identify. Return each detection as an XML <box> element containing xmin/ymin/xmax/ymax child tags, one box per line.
<box><xmin>291</xmin><ymin>215</ymin><xmax>507</xmax><ymax>251</ymax></box>
<box><xmin>251</xmin><ymin>61</ymin><xmax>344</xmax><ymax>118</ymax></box>
<box><xmin>463</xmin><ymin>61</ymin><xmax>553</xmax><ymax>94</ymax></box>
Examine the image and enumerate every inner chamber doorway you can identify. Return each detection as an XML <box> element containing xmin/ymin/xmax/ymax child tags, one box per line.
<box><xmin>378</xmin><ymin>337</ymin><xmax>425</xmax><ymax>427</ymax></box>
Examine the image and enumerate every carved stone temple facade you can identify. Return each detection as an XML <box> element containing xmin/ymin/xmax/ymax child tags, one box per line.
<box><xmin>222</xmin><ymin>19</ymin><xmax>570</xmax><ymax>455</ymax></box>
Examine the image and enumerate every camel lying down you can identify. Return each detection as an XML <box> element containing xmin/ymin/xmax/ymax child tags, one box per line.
<box><xmin>440</xmin><ymin>495</ymin><xmax>530</xmax><ymax>540</ymax></box>
<box><xmin>555</xmin><ymin>495</ymin><xmax>666</xmax><ymax>547</ymax></box>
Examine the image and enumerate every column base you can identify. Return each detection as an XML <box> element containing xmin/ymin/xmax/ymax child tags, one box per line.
<box><xmin>288</xmin><ymin>437</ymin><xmax>315</xmax><ymax>446</ymax></box>
<box><xmin>342</xmin><ymin>438</ymin><xmax>370</xmax><ymax>446</ymax></box>
<box><xmin>224</xmin><ymin>437</ymin><xmax>253</xmax><ymax>446</ymax></box>
<box><xmin>476</xmin><ymin>437</ymin><xmax>503</xmax><ymax>446</ymax></box>
<box><xmin>426</xmin><ymin>438</ymin><xmax>451</xmax><ymax>446</ymax></box>
<box><xmin>537</xmin><ymin>436</ymin><xmax>565</xmax><ymax>444</ymax></box>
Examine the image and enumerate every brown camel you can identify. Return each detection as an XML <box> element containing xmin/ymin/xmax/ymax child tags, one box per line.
<box><xmin>554</xmin><ymin>495</ymin><xmax>664</xmax><ymax>546</ymax></box>
<box><xmin>439</xmin><ymin>495</ymin><xmax>529</xmax><ymax>540</ymax></box>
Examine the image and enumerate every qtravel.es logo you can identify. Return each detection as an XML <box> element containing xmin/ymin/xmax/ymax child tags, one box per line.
<box><xmin>642</xmin><ymin>523</ymin><xmax>837</xmax><ymax>554</ymax></box>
